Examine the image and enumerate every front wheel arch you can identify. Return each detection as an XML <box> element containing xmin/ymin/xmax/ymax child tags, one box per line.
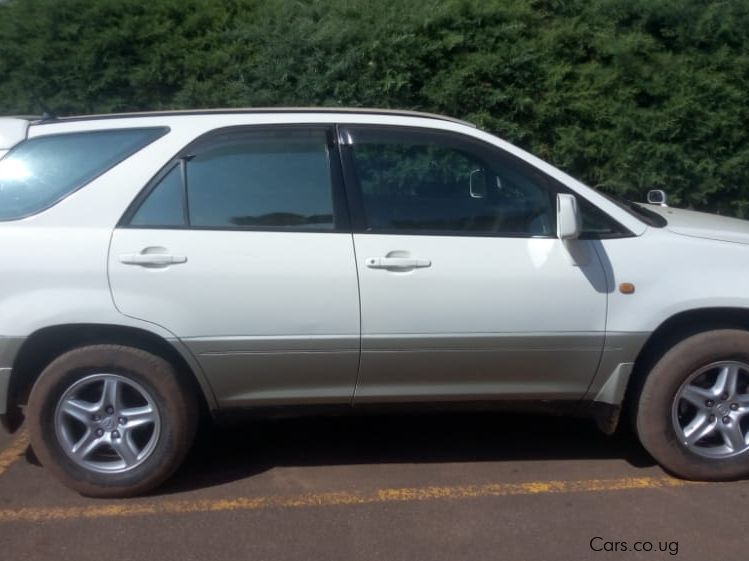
<box><xmin>624</xmin><ymin>308</ymin><xmax>749</xmax><ymax>421</ymax></box>
<box><xmin>634</xmin><ymin>329</ymin><xmax>749</xmax><ymax>480</ymax></box>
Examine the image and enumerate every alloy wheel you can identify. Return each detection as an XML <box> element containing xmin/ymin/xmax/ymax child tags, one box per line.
<box><xmin>672</xmin><ymin>361</ymin><xmax>749</xmax><ymax>459</ymax></box>
<box><xmin>54</xmin><ymin>373</ymin><xmax>161</xmax><ymax>473</ymax></box>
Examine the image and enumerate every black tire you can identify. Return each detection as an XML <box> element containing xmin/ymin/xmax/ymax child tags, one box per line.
<box><xmin>27</xmin><ymin>344</ymin><xmax>197</xmax><ymax>497</ymax></box>
<box><xmin>635</xmin><ymin>329</ymin><xmax>749</xmax><ymax>481</ymax></box>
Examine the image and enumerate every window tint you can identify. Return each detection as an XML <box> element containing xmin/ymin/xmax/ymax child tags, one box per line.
<box><xmin>0</xmin><ymin>128</ymin><xmax>167</xmax><ymax>220</ymax></box>
<box><xmin>187</xmin><ymin>129</ymin><xmax>334</xmax><ymax>229</ymax></box>
<box><xmin>348</xmin><ymin>129</ymin><xmax>555</xmax><ymax>236</ymax></box>
<box><xmin>130</xmin><ymin>164</ymin><xmax>184</xmax><ymax>227</ymax></box>
<box><xmin>579</xmin><ymin>199</ymin><xmax>630</xmax><ymax>238</ymax></box>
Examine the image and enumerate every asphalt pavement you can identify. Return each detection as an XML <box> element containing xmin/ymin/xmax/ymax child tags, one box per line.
<box><xmin>0</xmin><ymin>411</ymin><xmax>746</xmax><ymax>561</ymax></box>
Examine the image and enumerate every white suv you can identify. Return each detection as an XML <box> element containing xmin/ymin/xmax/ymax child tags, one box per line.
<box><xmin>1</xmin><ymin>108</ymin><xmax>748</xmax><ymax>497</ymax></box>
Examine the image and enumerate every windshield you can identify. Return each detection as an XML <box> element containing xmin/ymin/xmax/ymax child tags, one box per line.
<box><xmin>596</xmin><ymin>190</ymin><xmax>667</xmax><ymax>228</ymax></box>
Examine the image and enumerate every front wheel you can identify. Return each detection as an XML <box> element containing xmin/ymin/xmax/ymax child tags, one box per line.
<box><xmin>635</xmin><ymin>329</ymin><xmax>749</xmax><ymax>480</ymax></box>
<box><xmin>27</xmin><ymin>345</ymin><xmax>197</xmax><ymax>497</ymax></box>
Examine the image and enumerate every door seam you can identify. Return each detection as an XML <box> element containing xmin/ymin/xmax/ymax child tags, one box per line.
<box><xmin>349</xmin><ymin>233</ymin><xmax>364</xmax><ymax>406</ymax></box>
<box><xmin>577</xmin><ymin>240</ymin><xmax>612</xmax><ymax>409</ymax></box>
<box><xmin>334</xmin><ymin>124</ymin><xmax>363</xmax><ymax>406</ymax></box>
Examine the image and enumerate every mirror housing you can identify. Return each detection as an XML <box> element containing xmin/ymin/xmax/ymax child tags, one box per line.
<box><xmin>646</xmin><ymin>189</ymin><xmax>667</xmax><ymax>206</ymax></box>
<box><xmin>557</xmin><ymin>193</ymin><xmax>582</xmax><ymax>240</ymax></box>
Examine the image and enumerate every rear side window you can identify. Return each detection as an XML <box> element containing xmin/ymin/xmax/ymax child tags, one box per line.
<box><xmin>129</xmin><ymin>128</ymin><xmax>336</xmax><ymax>230</ymax></box>
<box><xmin>0</xmin><ymin>127</ymin><xmax>167</xmax><ymax>220</ymax></box>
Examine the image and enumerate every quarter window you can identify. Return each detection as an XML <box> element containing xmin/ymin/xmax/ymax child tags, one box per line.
<box><xmin>579</xmin><ymin>199</ymin><xmax>630</xmax><ymax>239</ymax></box>
<box><xmin>346</xmin><ymin>128</ymin><xmax>556</xmax><ymax>237</ymax></box>
<box><xmin>130</xmin><ymin>164</ymin><xmax>184</xmax><ymax>227</ymax></box>
<box><xmin>0</xmin><ymin>128</ymin><xmax>167</xmax><ymax>221</ymax></box>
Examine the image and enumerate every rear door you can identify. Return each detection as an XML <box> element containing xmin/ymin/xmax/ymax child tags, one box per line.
<box><xmin>108</xmin><ymin>125</ymin><xmax>360</xmax><ymax>407</ymax></box>
<box><xmin>339</xmin><ymin>125</ymin><xmax>609</xmax><ymax>405</ymax></box>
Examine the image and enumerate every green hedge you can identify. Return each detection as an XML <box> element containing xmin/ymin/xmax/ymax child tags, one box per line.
<box><xmin>2</xmin><ymin>0</ymin><xmax>748</xmax><ymax>215</ymax></box>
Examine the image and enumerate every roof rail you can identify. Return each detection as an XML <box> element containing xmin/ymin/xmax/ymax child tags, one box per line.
<box><xmin>43</xmin><ymin>107</ymin><xmax>477</xmax><ymax>128</ymax></box>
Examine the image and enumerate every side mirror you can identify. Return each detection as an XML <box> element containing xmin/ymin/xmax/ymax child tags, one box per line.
<box><xmin>557</xmin><ymin>193</ymin><xmax>581</xmax><ymax>240</ymax></box>
<box><xmin>469</xmin><ymin>169</ymin><xmax>487</xmax><ymax>199</ymax></box>
<box><xmin>646</xmin><ymin>189</ymin><xmax>667</xmax><ymax>206</ymax></box>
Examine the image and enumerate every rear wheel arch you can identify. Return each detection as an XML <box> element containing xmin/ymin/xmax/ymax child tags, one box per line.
<box><xmin>6</xmin><ymin>323</ymin><xmax>214</xmax><ymax>432</ymax></box>
<box><xmin>28</xmin><ymin>344</ymin><xmax>198</xmax><ymax>496</ymax></box>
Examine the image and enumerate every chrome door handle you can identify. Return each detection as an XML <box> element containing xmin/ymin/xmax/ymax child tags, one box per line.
<box><xmin>119</xmin><ymin>253</ymin><xmax>187</xmax><ymax>266</ymax></box>
<box><xmin>366</xmin><ymin>257</ymin><xmax>431</xmax><ymax>269</ymax></box>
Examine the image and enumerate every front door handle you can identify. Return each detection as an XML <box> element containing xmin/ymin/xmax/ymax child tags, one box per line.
<box><xmin>366</xmin><ymin>257</ymin><xmax>431</xmax><ymax>270</ymax></box>
<box><xmin>119</xmin><ymin>253</ymin><xmax>187</xmax><ymax>266</ymax></box>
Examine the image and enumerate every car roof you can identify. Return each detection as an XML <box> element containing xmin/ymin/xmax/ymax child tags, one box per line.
<box><xmin>36</xmin><ymin>107</ymin><xmax>476</xmax><ymax>128</ymax></box>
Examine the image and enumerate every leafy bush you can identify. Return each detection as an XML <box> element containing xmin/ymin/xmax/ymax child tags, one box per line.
<box><xmin>1</xmin><ymin>0</ymin><xmax>748</xmax><ymax>215</ymax></box>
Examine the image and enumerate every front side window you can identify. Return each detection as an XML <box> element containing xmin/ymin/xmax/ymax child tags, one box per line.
<box><xmin>0</xmin><ymin>127</ymin><xmax>167</xmax><ymax>221</ymax></box>
<box><xmin>129</xmin><ymin>128</ymin><xmax>336</xmax><ymax>230</ymax></box>
<box><xmin>347</xmin><ymin>128</ymin><xmax>556</xmax><ymax>237</ymax></box>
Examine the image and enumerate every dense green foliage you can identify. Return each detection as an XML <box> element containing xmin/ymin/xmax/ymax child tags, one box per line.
<box><xmin>1</xmin><ymin>0</ymin><xmax>748</xmax><ymax>215</ymax></box>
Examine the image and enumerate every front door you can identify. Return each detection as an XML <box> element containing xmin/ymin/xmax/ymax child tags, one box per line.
<box><xmin>339</xmin><ymin>125</ymin><xmax>608</xmax><ymax>404</ymax></box>
<box><xmin>108</xmin><ymin>125</ymin><xmax>360</xmax><ymax>407</ymax></box>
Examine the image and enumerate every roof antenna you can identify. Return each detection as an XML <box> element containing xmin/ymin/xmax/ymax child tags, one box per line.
<box><xmin>34</xmin><ymin>97</ymin><xmax>58</xmax><ymax>121</ymax></box>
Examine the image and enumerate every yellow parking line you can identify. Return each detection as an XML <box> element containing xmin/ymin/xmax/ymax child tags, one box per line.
<box><xmin>0</xmin><ymin>475</ymin><xmax>693</xmax><ymax>523</ymax></box>
<box><xmin>0</xmin><ymin>430</ymin><xmax>29</xmax><ymax>476</ymax></box>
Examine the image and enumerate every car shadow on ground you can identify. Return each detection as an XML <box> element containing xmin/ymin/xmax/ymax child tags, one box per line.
<box><xmin>149</xmin><ymin>411</ymin><xmax>656</xmax><ymax>497</ymax></box>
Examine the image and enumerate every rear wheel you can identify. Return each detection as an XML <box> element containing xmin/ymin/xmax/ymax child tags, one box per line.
<box><xmin>27</xmin><ymin>345</ymin><xmax>197</xmax><ymax>497</ymax></box>
<box><xmin>636</xmin><ymin>329</ymin><xmax>749</xmax><ymax>480</ymax></box>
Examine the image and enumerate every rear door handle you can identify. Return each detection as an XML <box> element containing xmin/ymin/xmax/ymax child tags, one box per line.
<box><xmin>119</xmin><ymin>253</ymin><xmax>187</xmax><ymax>266</ymax></box>
<box><xmin>366</xmin><ymin>257</ymin><xmax>431</xmax><ymax>269</ymax></box>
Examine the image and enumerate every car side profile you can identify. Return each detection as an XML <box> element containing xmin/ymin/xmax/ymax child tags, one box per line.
<box><xmin>1</xmin><ymin>108</ymin><xmax>748</xmax><ymax>497</ymax></box>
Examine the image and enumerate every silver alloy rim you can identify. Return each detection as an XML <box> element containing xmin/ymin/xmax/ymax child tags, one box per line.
<box><xmin>54</xmin><ymin>373</ymin><xmax>161</xmax><ymax>473</ymax></box>
<box><xmin>672</xmin><ymin>361</ymin><xmax>749</xmax><ymax>458</ymax></box>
